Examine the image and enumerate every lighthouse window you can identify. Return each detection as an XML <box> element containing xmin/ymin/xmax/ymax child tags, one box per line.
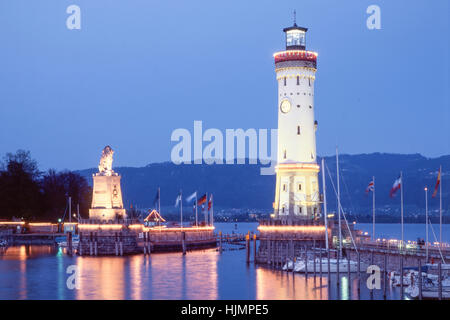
<box><xmin>283</xmin><ymin>184</ymin><xmax>287</xmax><ymax>192</ymax></box>
<box><xmin>299</xmin><ymin>206</ymin><xmax>302</xmax><ymax>214</ymax></box>
<box><xmin>309</xmin><ymin>78</ymin><xmax>311</xmax><ymax>87</ymax></box>
<box><xmin>298</xmin><ymin>184</ymin><xmax>302</xmax><ymax>191</ymax></box>
<box><xmin>297</xmin><ymin>76</ymin><xmax>300</xmax><ymax>85</ymax></box>
<box><xmin>297</xmin><ymin>105</ymin><xmax>300</xmax><ymax>108</ymax></box>
<box><xmin>297</xmin><ymin>126</ymin><xmax>301</xmax><ymax>135</ymax></box>
<box><xmin>284</xmin><ymin>77</ymin><xmax>286</xmax><ymax>86</ymax></box>
<box><xmin>309</xmin><ymin>105</ymin><xmax>312</xmax><ymax>109</ymax></box>
<box><xmin>283</xmin><ymin>150</ymin><xmax>287</xmax><ymax>159</ymax></box>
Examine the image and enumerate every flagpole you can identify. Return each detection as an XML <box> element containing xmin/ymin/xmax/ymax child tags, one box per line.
<box><xmin>321</xmin><ymin>158</ymin><xmax>329</xmax><ymax>250</ymax></box>
<box><xmin>400</xmin><ymin>171</ymin><xmax>404</xmax><ymax>250</ymax></box>
<box><xmin>336</xmin><ymin>147</ymin><xmax>342</xmax><ymax>258</ymax></box>
<box><xmin>180</xmin><ymin>190</ymin><xmax>183</xmax><ymax>228</ymax></box>
<box><xmin>373</xmin><ymin>176</ymin><xmax>376</xmax><ymax>242</ymax></box>
<box><xmin>158</xmin><ymin>187</ymin><xmax>161</xmax><ymax>215</ymax></box>
<box><xmin>211</xmin><ymin>195</ymin><xmax>214</xmax><ymax>226</ymax></box>
<box><xmin>195</xmin><ymin>193</ymin><xmax>198</xmax><ymax>226</ymax></box>
<box><xmin>440</xmin><ymin>165</ymin><xmax>443</xmax><ymax>249</ymax></box>
<box><xmin>205</xmin><ymin>192</ymin><xmax>208</xmax><ymax>225</ymax></box>
<box><xmin>425</xmin><ymin>187</ymin><xmax>429</xmax><ymax>262</ymax></box>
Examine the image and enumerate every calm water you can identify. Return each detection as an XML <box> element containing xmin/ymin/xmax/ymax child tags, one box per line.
<box><xmin>0</xmin><ymin>222</ymin><xmax>429</xmax><ymax>300</ymax></box>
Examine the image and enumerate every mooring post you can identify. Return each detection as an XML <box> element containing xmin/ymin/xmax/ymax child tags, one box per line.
<box><xmin>119</xmin><ymin>231</ymin><xmax>123</xmax><ymax>256</ymax></box>
<box><xmin>68</xmin><ymin>232</ymin><xmax>73</xmax><ymax>256</ymax></box>
<box><xmin>143</xmin><ymin>231</ymin><xmax>147</xmax><ymax>255</ymax></box>
<box><xmin>89</xmin><ymin>232</ymin><xmax>93</xmax><ymax>256</ymax></box>
<box><xmin>384</xmin><ymin>253</ymin><xmax>387</xmax><ymax>300</ymax></box>
<box><xmin>439</xmin><ymin>262</ymin><xmax>442</xmax><ymax>300</ymax></box>
<box><xmin>115</xmin><ymin>232</ymin><xmax>119</xmax><ymax>256</ymax></box>
<box><xmin>418</xmin><ymin>258</ymin><xmax>423</xmax><ymax>300</ymax></box>
<box><xmin>319</xmin><ymin>248</ymin><xmax>323</xmax><ymax>285</ymax></box>
<box><xmin>305</xmin><ymin>245</ymin><xmax>308</xmax><ymax>277</ymax></box>
<box><xmin>400</xmin><ymin>256</ymin><xmax>404</xmax><ymax>300</ymax></box>
<box><xmin>253</xmin><ymin>234</ymin><xmax>257</xmax><ymax>264</ymax></box>
<box><xmin>182</xmin><ymin>231</ymin><xmax>186</xmax><ymax>255</ymax></box>
<box><xmin>147</xmin><ymin>232</ymin><xmax>151</xmax><ymax>255</ymax></box>
<box><xmin>245</xmin><ymin>233</ymin><xmax>250</xmax><ymax>264</ymax></box>
<box><xmin>94</xmin><ymin>232</ymin><xmax>98</xmax><ymax>256</ymax></box>
<box><xmin>219</xmin><ymin>231</ymin><xmax>222</xmax><ymax>253</ymax></box>
<box><xmin>79</xmin><ymin>232</ymin><xmax>83</xmax><ymax>256</ymax></box>
<box><xmin>313</xmin><ymin>247</ymin><xmax>317</xmax><ymax>280</ymax></box>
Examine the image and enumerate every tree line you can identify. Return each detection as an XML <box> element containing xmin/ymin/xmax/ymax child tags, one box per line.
<box><xmin>0</xmin><ymin>150</ymin><xmax>92</xmax><ymax>221</ymax></box>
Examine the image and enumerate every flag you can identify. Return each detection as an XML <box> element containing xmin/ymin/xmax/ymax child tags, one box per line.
<box><xmin>197</xmin><ymin>194</ymin><xmax>207</xmax><ymax>206</ymax></box>
<box><xmin>390</xmin><ymin>175</ymin><xmax>402</xmax><ymax>198</ymax></box>
<box><xmin>186</xmin><ymin>191</ymin><xmax>197</xmax><ymax>203</ymax></box>
<box><xmin>366</xmin><ymin>180</ymin><xmax>374</xmax><ymax>194</ymax></box>
<box><xmin>208</xmin><ymin>194</ymin><xmax>213</xmax><ymax>210</ymax></box>
<box><xmin>432</xmin><ymin>168</ymin><xmax>441</xmax><ymax>198</ymax></box>
<box><xmin>174</xmin><ymin>193</ymin><xmax>182</xmax><ymax>207</ymax></box>
<box><xmin>153</xmin><ymin>189</ymin><xmax>160</xmax><ymax>208</ymax></box>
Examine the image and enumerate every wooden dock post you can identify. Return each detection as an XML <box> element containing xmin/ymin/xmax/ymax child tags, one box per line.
<box><xmin>304</xmin><ymin>246</ymin><xmax>308</xmax><ymax>277</ymax></box>
<box><xmin>182</xmin><ymin>231</ymin><xmax>186</xmax><ymax>255</ymax></box>
<box><xmin>253</xmin><ymin>234</ymin><xmax>257</xmax><ymax>264</ymax></box>
<box><xmin>147</xmin><ymin>232</ymin><xmax>151</xmax><ymax>255</ymax></box>
<box><xmin>94</xmin><ymin>232</ymin><xmax>98</xmax><ymax>256</ymax></box>
<box><xmin>438</xmin><ymin>262</ymin><xmax>442</xmax><ymax>300</ymax></box>
<box><xmin>319</xmin><ymin>248</ymin><xmax>322</xmax><ymax>285</ymax></box>
<box><xmin>313</xmin><ymin>246</ymin><xmax>317</xmax><ymax>280</ymax></box>
<box><xmin>219</xmin><ymin>231</ymin><xmax>222</xmax><ymax>253</ymax></box>
<box><xmin>115</xmin><ymin>232</ymin><xmax>119</xmax><ymax>256</ymax></box>
<box><xmin>418</xmin><ymin>259</ymin><xmax>423</xmax><ymax>300</ymax></box>
<box><xmin>68</xmin><ymin>232</ymin><xmax>73</xmax><ymax>256</ymax></box>
<box><xmin>245</xmin><ymin>233</ymin><xmax>250</xmax><ymax>264</ymax></box>
<box><xmin>79</xmin><ymin>232</ymin><xmax>83</xmax><ymax>256</ymax></box>
<box><xmin>89</xmin><ymin>232</ymin><xmax>93</xmax><ymax>256</ymax></box>
<box><xmin>119</xmin><ymin>231</ymin><xmax>123</xmax><ymax>256</ymax></box>
<box><xmin>143</xmin><ymin>232</ymin><xmax>147</xmax><ymax>255</ymax></box>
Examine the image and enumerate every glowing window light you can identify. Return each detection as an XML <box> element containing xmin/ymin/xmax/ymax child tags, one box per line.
<box><xmin>0</xmin><ymin>222</ymin><xmax>25</xmax><ymax>225</ymax></box>
<box><xmin>143</xmin><ymin>226</ymin><xmax>215</xmax><ymax>232</ymax></box>
<box><xmin>257</xmin><ymin>225</ymin><xmax>327</xmax><ymax>233</ymax></box>
<box><xmin>78</xmin><ymin>224</ymin><xmax>124</xmax><ymax>231</ymax></box>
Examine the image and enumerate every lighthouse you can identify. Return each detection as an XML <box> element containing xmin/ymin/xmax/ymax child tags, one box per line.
<box><xmin>273</xmin><ymin>20</ymin><xmax>320</xmax><ymax>221</ymax></box>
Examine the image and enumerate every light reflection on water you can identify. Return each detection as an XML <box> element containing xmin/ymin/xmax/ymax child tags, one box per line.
<box><xmin>0</xmin><ymin>244</ymin><xmax>402</xmax><ymax>300</ymax></box>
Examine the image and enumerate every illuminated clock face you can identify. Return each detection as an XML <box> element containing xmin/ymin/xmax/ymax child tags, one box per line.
<box><xmin>280</xmin><ymin>100</ymin><xmax>291</xmax><ymax>114</ymax></box>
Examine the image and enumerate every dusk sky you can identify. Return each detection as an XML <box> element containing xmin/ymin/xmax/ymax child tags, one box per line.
<box><xmin>0</xmin><ymin>0</ymin><xmax>449</xmax><ymax>170</ymax></box>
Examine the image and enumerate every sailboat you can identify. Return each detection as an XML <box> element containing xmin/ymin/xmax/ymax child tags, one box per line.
<box><xmin>282</xmin><ymin>153</ymin><xmax>363</xmax><ymax>273</ymax></box>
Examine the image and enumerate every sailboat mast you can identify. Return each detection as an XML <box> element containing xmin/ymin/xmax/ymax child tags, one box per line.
<box><xmin>426</xmin><ymin>187</ymin><xmax>429</xmax><ymax>262</ymax></box>
<box><xmin>440</xmin><ymin>165</ymin><xmax>443</xmax><ymax>248</ymax></box>
<box><xmin>321</xmin><ymin>158</ymin><xmax>329</xmax><ymax>250</ymax></box>
<box><xmin>400</xmin><ymin>171</ymin><xmax>404</xmax><ymax>249</ymax></box>
<box><xmin>336</xmin><ymin>147</ymin><xmax>342</xmax><ymax>257</ymax></box>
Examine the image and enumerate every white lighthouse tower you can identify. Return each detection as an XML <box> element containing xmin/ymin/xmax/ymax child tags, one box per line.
<box><xmin>273</xmin><ymin>19</ymin><xmax>320</xmax><ymax>221</ymax></box>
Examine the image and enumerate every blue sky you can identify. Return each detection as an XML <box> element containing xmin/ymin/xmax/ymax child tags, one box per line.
<box><xmin>0</xmin><ymin>0</ymin><xmax>449</xmax><ymax>170</ymax></box>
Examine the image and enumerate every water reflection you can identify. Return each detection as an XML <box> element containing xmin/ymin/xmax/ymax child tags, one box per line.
<box><xmin>256</xmin><ymin>269</ymin><xmax>328</xmax><ymax>300</ymax></box>
<box><xmin>1</xmin><ymin>245</ymin><xmax>401</xmax><ymax>300</ymax></box>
